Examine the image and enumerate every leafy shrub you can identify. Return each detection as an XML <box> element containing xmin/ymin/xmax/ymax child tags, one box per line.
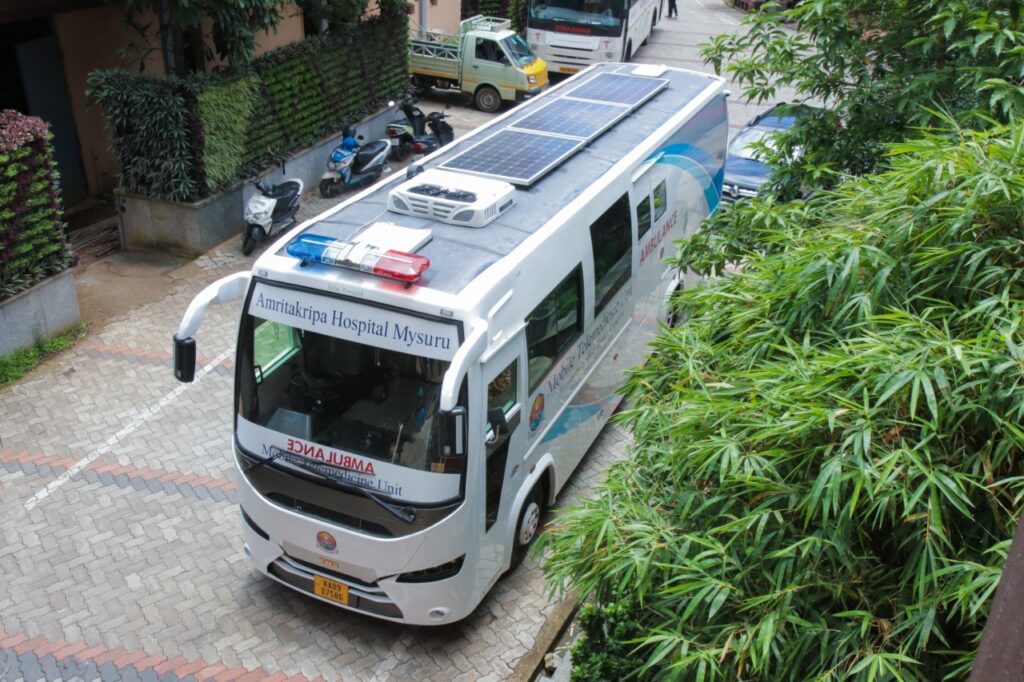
<box><xmin>195</xmin><ymin>75</ymin><xmax>259</xmax><ymax>190</ymax></box>
<box><xmin>0</xmin><ymin>110</ymin><xmax>73</xmax><ymax>302</ymax></box>
<box><xmin>89</xmin><ymin>14</ymin><xmax>408</xmax><ymax>200</ymax></box>
<box><xmin>570</xmin><ymin>600</ymin><xmax>644</xmax><ymax>682</ymax></box>
<box><xmin>539</xmin><ymin>121</ymin><xmax>1024</xmax><ymax>680</ymax></box>
<box><xmin>461</xmin><ymin>0</ymin><xmax>528</xmax><ymax>32</ymax></box>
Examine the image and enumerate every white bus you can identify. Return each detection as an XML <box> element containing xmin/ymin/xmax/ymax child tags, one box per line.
<box><xmin>526</xmin><ymin>0</ymin><xmax>662</xmax><ymax>75</ymax></box>
<box><xmin>173</xmin><ymin>63</ymin><xmax>727</xmax><ymax>625</ymax></box>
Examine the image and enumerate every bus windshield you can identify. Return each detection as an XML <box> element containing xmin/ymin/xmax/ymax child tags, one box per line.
<box><xmin>528</xmin><ymin>0</ymin><xmax>625</xmax><ymax>34</ymax></box>
<box><xmin>236</xmin><ymin>315</ymin><xmax>456</xmax><ymax>479</ymax></box>
<box><xmin>501</xmin><ymin>34</ymin><xmax>537</xmax><ymax>67</ymax></box>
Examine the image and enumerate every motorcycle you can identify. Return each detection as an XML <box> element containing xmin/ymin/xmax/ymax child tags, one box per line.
<box><xmin>242</xmin><ymin>176</ymin><xmax>303</xmax><ymax>256</ymax></box>
<box><xmin>320</xmin><ymin>124</ymin><xmax>391</xmax><ymax>198</ymax></box>
<box><xmin>386</xmin><ymin>97</ymin><xmax>455</xmax><ymax>160</ymax></box>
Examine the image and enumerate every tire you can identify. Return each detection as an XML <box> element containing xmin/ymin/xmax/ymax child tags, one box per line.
<box><xmin>474</xmin><ymin>85</ymin><xmax>502</xmax><ymax>113</ymax></box>
<box><xmin>319</xmin><ymin>178</ymin><xmax>340</xmax><ymax>198</ymax></box>
<box><xmin>624</xmin><ymin>41</ymin><xmax>633</xmax><ymax>62</ymax></box>
<box><xmin>510</xmin><ymin>484</ymin><xmax>545</xmax><ymax>569</ymax></box>
<box><xmin>241</xmin><ymin>225</ymin><xmax>264</xmax><ymax>256</ymax></box>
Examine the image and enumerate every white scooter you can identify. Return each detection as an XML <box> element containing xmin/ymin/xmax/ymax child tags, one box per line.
<box><xmin>242</xmin><ymin>177</ymin><xmax>304</xmax><ymax>255</ymax></box>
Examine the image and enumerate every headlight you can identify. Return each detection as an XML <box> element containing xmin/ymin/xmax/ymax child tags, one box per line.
<box><xmin>328</xmin><ymin>160</ymin><xmax>340</xmax><ymax>170</ymax></box>
<box><xmin>528</xmin><ymin>75</ymin><xmax>537</xmax><ymax>84</ymax></box>
<box><xmin>247</xmin><ymin>206</ymin><xmax>271</xmax><ymax>222</ymax></box>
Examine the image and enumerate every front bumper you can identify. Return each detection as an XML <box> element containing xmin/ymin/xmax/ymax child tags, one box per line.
<box><xmin>238</xmin><ymin>471</ymin><xmax>481</xmax><ymax>626</ymax></box>
<box><xmin>516</xmin><ymin>83</ymin><xmax>549</xmax><ymax>102</ymax></box>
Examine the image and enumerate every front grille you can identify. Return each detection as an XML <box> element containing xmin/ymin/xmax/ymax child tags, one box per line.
<box><xmin>267</xmin><ymin>554</ymin><xmax>403</xmax><ymax>620</ymax></box>
<box><xmin>267</xmin><ymin>493</ymin><xmax>393</xmax><ymax>537</ymax></box>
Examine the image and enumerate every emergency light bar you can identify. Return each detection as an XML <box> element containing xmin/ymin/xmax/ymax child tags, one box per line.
<box><xmin>286</xmin><ymin>234</ymin><xmax>430</xmax><ymax>284</ymax></box>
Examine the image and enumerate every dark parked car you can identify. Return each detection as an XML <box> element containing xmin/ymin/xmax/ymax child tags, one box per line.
<box><xmin>722</xmin><ymin>103</ymin><xmax>815</xmax><ymax>201</ymax></box>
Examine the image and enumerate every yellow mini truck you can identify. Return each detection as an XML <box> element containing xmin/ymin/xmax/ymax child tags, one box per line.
<box><xmin>409</xmin><ymin>16</ymin><xmax>549</xmax><ymax>112</ymax></box>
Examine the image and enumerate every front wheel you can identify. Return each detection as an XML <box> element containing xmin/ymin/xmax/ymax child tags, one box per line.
<box><xmin>510</xmin><ymin>485</ymin><xmax>545</xmax><ymax>569</ymax></box>
<box><xmin>319</xmin><ymin>178</ymin><xmax>340</xmax><ymax>198</ymax></box>
<box><xmin>241</xmin><ymin>225</ymin><xmax>264</xmax><ymax>255</ymax></box>
<box><xmin>474</xmin><ymin>85</ymin><xmax>501</xmax><ymax>113</ymax></box>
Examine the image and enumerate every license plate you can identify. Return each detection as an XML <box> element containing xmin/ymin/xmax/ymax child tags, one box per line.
<box><xmin>559</xmin><ymin>66</ymin><xmax>580</xmax><ymax>74</ymax></box>
<box><xmin>313</xmin><ymin>575</ymin><xmax>349</xmax><ymax>605</ymax></box>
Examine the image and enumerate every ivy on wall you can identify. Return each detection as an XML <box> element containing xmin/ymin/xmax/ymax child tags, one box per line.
<box><xmin>194</xmin><ymin>75</ymin><xmax>260</xmax><ymax>191</ymax></box>
<box><xmin>461</xmin><ymin>0</ymin><xmax>528</xmax><ymax>32</ymax></box>
<box><xmin>0</xmin><ymin>110</ymin><xmax>73</xmax><ymax>303</ymax></box>
<box><xmin>89</xmin><ymin>14</ymin><xmax>409</xmax><ymax>202</ymax></box>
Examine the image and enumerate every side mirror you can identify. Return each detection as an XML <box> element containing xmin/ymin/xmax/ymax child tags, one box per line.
<box><xmin>446</xmin><ymin>406</ymin><xmax>466</xmax><ymax>456</ymax></box>
<box><xmin>173</xmin><ymin>334</ymin><xmax>197</xmax><ymax>382</ymax></box>
<box><xmin>357</xmin><ymin>134</ymin><xmax>365</xmax><ymax>141</ymax></box>
<box><xmin>487</xmin><ymin>407</ymin><xmax>509</xmax><ymax>435</ymax></box>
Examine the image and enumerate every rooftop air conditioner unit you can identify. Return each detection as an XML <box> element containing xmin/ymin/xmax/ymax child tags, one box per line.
<box><xmin>387</xmin><ymin>168</ymin><xmax>515</xmax><ymax>228</ymax></box>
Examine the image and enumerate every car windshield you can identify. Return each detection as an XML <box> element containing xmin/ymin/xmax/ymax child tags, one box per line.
<box><xmin>728</xmin><ymin>128</ymin><xmax>779</xmax><ymax>161</ymax></box>
<box><xmin>501</xmin><ymin>34</ymin><xmax>537</xmax><ymax>67</ymax></box>
<box><xmin>529</xmin><ymin>0</ymin><xmax>625</xmax><ymax>29</ymax></box>
<box><xmin>237</xmin><ymin>316</ymin><xmax>452</xmax><ymax>475</ymax></box>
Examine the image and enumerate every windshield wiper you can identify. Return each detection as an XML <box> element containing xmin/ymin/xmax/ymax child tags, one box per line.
<box><xmin>285</xmin><ymin>455</ymin><xmax>417</xmax><ymax>524</ymax></box>
<box><xmin>245</xmin><ymin>447</ymin><xmax>288</xmax><ymax>473</ymax></box>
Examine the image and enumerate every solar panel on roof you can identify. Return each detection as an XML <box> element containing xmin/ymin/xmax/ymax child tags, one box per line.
<box><xmin>563</xmin><ymin>72</ymin><xmax>668</xmax><ymax>107</ymax></box>
<box><xmin>441</xmin><ymin>129</ymin><xmax>583</xmax><ymax>186</ymax></box>
<box><xmin>511</xmin><ymin>98</ymin><xmax>629</xmax><ymax>139</ymax></box>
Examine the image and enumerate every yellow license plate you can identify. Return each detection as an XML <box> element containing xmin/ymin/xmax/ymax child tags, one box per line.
<box><xmin>559</xmin><ymin>66</ymin><xmax>580</xmax><ymax>74</ymax></box>
<box><xmin>314</xmin><ymin>575</ymin><xmax>349</xmax><ymax>605</ymax></box>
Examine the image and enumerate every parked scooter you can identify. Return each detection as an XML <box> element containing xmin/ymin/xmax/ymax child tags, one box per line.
<box><xmin>386</xmin><ymin>97</ymin><xmax>455</xmax><ymax>160</ymax></box>
<box><xmin>242</xmin><ymin>176</ymin><xmax>303</xmax><ymax>255</ymax></box>
<box><xmin>319</xmin><ymin>124</ymin><xmax>391</xmax><ymax>198</ymax></box>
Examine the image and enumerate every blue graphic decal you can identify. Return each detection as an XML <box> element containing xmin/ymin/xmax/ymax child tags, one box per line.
<box><xmin>646</xmin><ymin>143</ymin><xmax>723</xmax><ymax>214</ymax></box>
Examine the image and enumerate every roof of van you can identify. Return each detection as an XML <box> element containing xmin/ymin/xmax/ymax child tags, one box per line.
<box><xmin>277</xmin><ymin>63</ymin><xmax>721</xmax><ymax>295</ymax></box>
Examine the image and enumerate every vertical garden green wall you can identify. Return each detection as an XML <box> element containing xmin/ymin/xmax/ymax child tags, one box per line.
<box><xmin>0</xmin><ymin>110</ymin><xmax>73</xmax><ymax>303</ymax></box>
<box><xmin>89</xmin><ymin>13</ymin><xmax>408</xmax><ymax>202</ymax></box>
<box><xmin>461</xmin><ymin>0</ymin><xmax>528</xmax><ymax>32</ymax></box>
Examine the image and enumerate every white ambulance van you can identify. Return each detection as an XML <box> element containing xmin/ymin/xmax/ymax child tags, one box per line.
<box><xmin>173</xmin><ymin>63</ymin><xmax>727</xmax><ymax>625</ymax></box>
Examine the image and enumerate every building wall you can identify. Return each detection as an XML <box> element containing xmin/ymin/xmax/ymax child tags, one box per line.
<box><xmin>203</xmin><ymin>4</ymin><xmax>305</xmax><ymax>72</ymax></box>
<box><xmin>424</xmin><ymin>0</ymin><xmax>462</xmax><ymax>34</ymax></box>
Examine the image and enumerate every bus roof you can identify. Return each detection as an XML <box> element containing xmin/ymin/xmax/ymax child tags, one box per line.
<box><xmin>274</xmin><ymin>63</ymin><xmax>721</xmax><ymax>296</ymax></box>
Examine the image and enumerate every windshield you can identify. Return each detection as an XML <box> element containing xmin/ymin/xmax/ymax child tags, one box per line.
<box><xmin>728</xmin><ymin>128</ymin><xmax>778</xmax><ymax>161</ymax></box>
<box><xmin>501</xmin><ymin>34</ymin><xmax>536</xmax><ymax>67</ymax></box>
<box><xmin>237</xmin><ymin>316</ymin><xmax>458</xmax><ymax>481</ymax></box>
<box><xmin>528</xmin><ymin>0</ymin><xmax>625</xmax><ymax>35</ymax></box>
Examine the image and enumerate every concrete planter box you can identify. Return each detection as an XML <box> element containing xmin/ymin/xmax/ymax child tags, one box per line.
<box><xmin>116</xmin><ymin>105</ymin><xmax>401</xmax><ymax>257</ymax></box>
<box><xmin>0</xmin><ymin>269</ymin><xmax>81</xmax><ymax>356</ymax></box>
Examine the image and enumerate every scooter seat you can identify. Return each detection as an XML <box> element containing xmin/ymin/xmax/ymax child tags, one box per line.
<box><xmin>266</xmin><ymin>180</ymin><xmax>301</xmax><ymax>201</ymax></box>
<box><xmin>355</xmin><ymin>141</ymin><xmax>389</xmax><ymax>169</ymax></box>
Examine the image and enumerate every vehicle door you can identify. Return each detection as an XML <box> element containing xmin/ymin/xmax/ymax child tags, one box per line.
<box><xmin>476</xmin><ymin>335</ymin><xmax>527</xmax><ymax>581</ymax></box>
<box><xmin>473</xmin><ymin>37</ymin><xmax>514</xmax><ymax>99</ymax></box>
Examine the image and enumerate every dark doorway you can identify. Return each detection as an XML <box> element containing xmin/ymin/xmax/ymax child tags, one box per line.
<box><xmin>2</xmin><ymin>19</ymin><xmax>89</xmax><ymax>206</ymax></box>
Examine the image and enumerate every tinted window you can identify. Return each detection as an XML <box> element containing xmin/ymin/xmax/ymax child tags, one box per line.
<box><xmin>475</xmin><ymin>38</ymin><xmax>506</xmax><ymax>63</ymax></box>
<box><xmin>653</xmin><ymin>180</ymin><xmax>667</xmax><ymax>221</ymax></box>
<box><xmin>590</xmin><ymin>194</ymin><xmax>632</xmax><ymax>315</ymax></box>
<box><xmin>526</xmin><ymin>266</ymin><xmax>583</xmax><ymax>391</ymax></box>
<box><xmin>636</xmin><ymin>195</ymin><xmax>651</xmax><ymax>240</ymax></box>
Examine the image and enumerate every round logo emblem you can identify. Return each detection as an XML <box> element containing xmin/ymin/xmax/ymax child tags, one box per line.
<box><xmin>529</xmin><ymin>394</ymin><xmax>545</xmax><ymax>432</ymax></box>
<box><xmin>316</xmin><ymin>531</ymin><xmax>337</xmax><ymax>552</ymax></box>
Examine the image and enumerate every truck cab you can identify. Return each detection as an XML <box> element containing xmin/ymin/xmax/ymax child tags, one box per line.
<box><xmin>410</xmin><ymin>16</ymin><xmax>549</xmax><ymax>112</ymax></box>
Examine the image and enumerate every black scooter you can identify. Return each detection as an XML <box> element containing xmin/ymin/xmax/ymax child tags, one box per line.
<box><xmin>386</xmin><ymin>97</ymin><xmax>455</xmax><ymax>160</ymax></box>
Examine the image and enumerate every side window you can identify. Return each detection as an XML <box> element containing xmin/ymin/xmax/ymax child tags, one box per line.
<box><xmin>475</xmin><ymin>38</ymin><xmax>505</xmax><ymax>63</ymax></box>
<box><xmin>252</xmin><ymin>320</ymin><xmax>298</xmax><ymax>381</ymax></box>
<box><xmin>636</xmin><ymin>195</ymin><xmax>652</xmax><ymax>240</ymax></box>
<box><xmin>590</xmin><ymin>193</ymin><xmax>632</xmax><ymax>315</ymax></box>
<box><xmin>653</xmin><ymin>180</ymin><xmax>667</xmax><ymax>221</ymax></box>
<box><xmin>526</xmin><ymin>266</ymin><xmax>583</xmax><ymax>391</ymax></box>
<box><xmin>487</xmin><ymin>360</ymin><xmax>518</xmax><ymax>421</ymax></box>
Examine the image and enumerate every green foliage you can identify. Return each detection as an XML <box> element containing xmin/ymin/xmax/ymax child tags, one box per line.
<box><xmin>297</xmin><ymin>0</ymin><xmax>371</xmax><ymax>26</ymax></box>
<box><xmin>0</xmin><ymin>110</ymin><xmax>73</xmax><ymax>302</ymax></box>
<box><xmin>461</xmin><ymin>0</ymin><xmax>528</xmax><ymax>32</ymax></box>
<box><xmin>701</xmin><ymin>0</ymin><xmax>1024</xmax><ymax>190</ymax></box>
<box><xmin>195</xmin><ymin>75</ymin><xmax>259</xmax><ymax>190</ymax></box>
<box><xmin>121</xmin><ymin>0</ymin><xmax>282</xmax><ymax>66</ymax></box>
<box><xmin>0</xmin><ymin>324</ymin><xmax>87</xmax><ymax>388</ymax></box>
<box><xmin>570</xmin><ymin>600</ymin><xmax>645</xmax><ymax>682</ymax></box>
<box><xmin>538</xmin><ymin>120</ymin><xmax>1024</xmax><ymax>680</ymax></box>
<box><xmin>87</xmin><ymin>71</ymin><xmax>198</xmax><ymax>201</ymax></box>
<box><xmin>89</xmin><ymin>14</ymin><xmax>408</xmax><ymax>199</ymax></box>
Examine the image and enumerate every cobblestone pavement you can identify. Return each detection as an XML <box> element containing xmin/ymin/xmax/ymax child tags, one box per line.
<box><xmin>0</xmin><ymin>4</ymin><xmax>780</xmax><ymax>680</ymax></box>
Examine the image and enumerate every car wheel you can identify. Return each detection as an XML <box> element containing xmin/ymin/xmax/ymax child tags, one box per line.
<box><xmin>474</xmin><ymin>85</ymin><xmax>501</xmax><ymax>113</ymax></box>
<box><xmin>510</xmin><ymin>484</ymin><xmax>545</xmax><ymax>569</ymax></box>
